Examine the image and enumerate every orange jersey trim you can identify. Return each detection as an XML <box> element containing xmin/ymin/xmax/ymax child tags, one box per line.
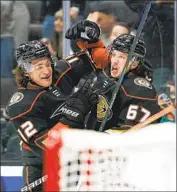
<box><xmin>54</xmin><ymin>65</ymin><xmax>72</xmax><ymax>86</ymax></box>
<box><xmin>22</xmin><ymin>142</ymin><xmax>32</xmax><ymax>151</ymax></box>
<box><xmin>34</xmin><ymin>133</ymin><xmax>48</xmax><ymax>151</ymax></box>
<box><xmin>121</xmin><ymin>85</ymin><xmax>157</xmax><ymax>101</ymax></box>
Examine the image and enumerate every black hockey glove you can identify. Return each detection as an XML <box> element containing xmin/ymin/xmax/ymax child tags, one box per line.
<box><xmin>92</xmin><ymin>70</ymin><xmax>116</xmax><ymax>94</ymax></box>
<box><xmin>59</xmin><ymin>79</ymin><xmax>99</xmax><ymax>128</ymax></box>
<box><xmin>65</xmin><ymin>20</ymin><xmax>101</xmax><ymax>43</ymax></box>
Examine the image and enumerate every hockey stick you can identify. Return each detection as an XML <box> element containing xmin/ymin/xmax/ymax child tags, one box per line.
<box><xmin>126</xmin><ymin>103</ymin><xmax>176</xmax><ymax>133</ymax></box>
<box><xmin>99</xmin><ymin>2</ymin><xmax>152</xmax><ymax>132</ymax></box>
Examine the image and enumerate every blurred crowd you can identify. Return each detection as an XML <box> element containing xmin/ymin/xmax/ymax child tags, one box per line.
<box><xmin>0</xmin><ymin>1</ymin><xmax>176</xmax><ymax>162</ymax></box>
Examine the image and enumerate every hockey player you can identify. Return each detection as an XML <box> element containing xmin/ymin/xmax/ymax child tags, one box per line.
<box><xmin>91</xmin><ymin>34</ymin><xmax>161</xmax><ymax>132</ymax></box>
<box><xmin>6</xmin><ymin>20</ymin><xmax>105</xmax><ymax>192</ymax></box>
<box><xmin>65</xmin><ymin>22</ymin><xmax>160</xmax><ymax>132</ymax></box>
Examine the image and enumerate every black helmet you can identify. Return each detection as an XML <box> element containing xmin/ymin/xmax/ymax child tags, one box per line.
<box><xmin>15</xmin><ymin>40</ymin><xmax>56</xmax><ymax>88</ymax></box>
<box><xmin>110</xmin><ymin>34</ymin><xmax>146</xmax><ymax>59</ymax></box>
<box><xmin>16</xmin><ymin>40</ymin><xmax>53</xmax><ymax>73</ymax></box>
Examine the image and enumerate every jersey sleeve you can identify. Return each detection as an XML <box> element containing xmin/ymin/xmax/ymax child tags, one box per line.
<box><xmin>54</xmin><ymin>51</ymin><xmax>97</xmax><ymax>89</ymax></box>
<box><xmin>6</xmin><ymin>90</ymin><xmax>49</xmax><ymax>156</ymax></box>
<box><xmin>10</xmin><ymin>104</ymin><xmax>48</xmax><ymax>152</ymax></box>
<box><xmin>53</xmin><ymin>49</ymin><xmax>109</xmax><ymax>95</ymax></box>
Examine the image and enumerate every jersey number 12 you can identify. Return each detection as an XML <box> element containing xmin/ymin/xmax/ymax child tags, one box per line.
<box><xmin>18</xmin><ymin>121</ymin><xmax>38</xmax><ymax>143</ymax></box>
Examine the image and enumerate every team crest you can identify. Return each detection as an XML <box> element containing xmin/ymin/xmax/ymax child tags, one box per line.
<box><xmin>9</xmin><ymin>92</ymin><xmax>24</xmax><ymax>106</ymax></box>
<box><xmin>97</xmin><ymin>95</ymin><xmax>112</xmax><ymax>122</ymax></box>
<box><xmin>134</xmin><ymin>78</ymin><xmax>152</xmax><ymax>89</ymax></box>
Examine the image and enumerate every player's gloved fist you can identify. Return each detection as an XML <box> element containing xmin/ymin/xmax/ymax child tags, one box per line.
<box><xmin>65</xmin><ymin>20</ymin><xmax>101</xmax><ymax>43</ymax></box>
<box><xmin>59</xmin><ymin>79</ymin><xmax>99</xmax><ymax>128</ymax></box>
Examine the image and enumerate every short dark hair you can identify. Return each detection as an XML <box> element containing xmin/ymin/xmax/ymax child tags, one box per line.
<box><xmin>90</xmin><ymin>1</ymin><xmax>117</xmax><ymax>17</ymax></box>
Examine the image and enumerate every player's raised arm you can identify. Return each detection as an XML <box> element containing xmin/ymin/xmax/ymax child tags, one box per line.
<box><xmin>53</xmin><ymin>20</ymin><xmax>110</xmax><ymax>91</ymax></box>
<box><xmin>65</xmin><ymin>20</ymin><xmax>110</xmax><ymax>69</ymax></box>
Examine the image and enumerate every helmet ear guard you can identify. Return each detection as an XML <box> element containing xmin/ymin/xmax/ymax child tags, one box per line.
<box><xmin>20</xmin><ymin>75</ymin><xmax>32</xmax><ymax>88</ymax></box>
<box><xmin>133</xmin><ymin>59</ymin><xmax>153</xmax><ymax>82</ymax></box>
<box><xmin>129</xmin><ymin>55</ymin><xmax>141</xmax><ymax>70</ymax></box>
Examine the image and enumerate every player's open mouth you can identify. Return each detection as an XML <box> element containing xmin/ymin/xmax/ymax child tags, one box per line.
<box><xmin>41</xmin><ymin>75</ymin><xmax>51</xmax><ymax>80</ymax></box>
<box><xmin>111</xmin><ymin>67</ymin><xmax>118</xmax><ymax>72</ymax></box>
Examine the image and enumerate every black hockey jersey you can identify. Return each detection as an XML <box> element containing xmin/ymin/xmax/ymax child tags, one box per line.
<box><xmin>86</xmin><ymin>71</ymin><xmax>160</xmax><ymax>131</ymax></box>
<box><xmin>7</xmin><ymin>51</ymin><xmax>96</xmax><ymax>165</ymax></box>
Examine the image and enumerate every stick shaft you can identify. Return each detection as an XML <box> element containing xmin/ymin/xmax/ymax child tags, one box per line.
<box><xmin>128</xmin><ymin>105</ymin><xmax>175</xmax><ymax>132</ymax></box>
<box><xmin>99</xmin><ymin>2</ymin><xmax>152</xmax><ymax>132</ymax></box>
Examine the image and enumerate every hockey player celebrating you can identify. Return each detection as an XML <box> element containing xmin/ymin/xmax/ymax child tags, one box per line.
<box><xmin>65</xmin><ymin>21</ymin><xmax>160</xmax><ymax>132</ymax></box>
<box><xmin>6</xmin><ymin>20</ymin><xmax>106</xmax><ymax>192</ymax></box>
<box><xmin>90</xmin><ymin>35</ymin><xmax>161</xmax><ymax>132</ymax></box>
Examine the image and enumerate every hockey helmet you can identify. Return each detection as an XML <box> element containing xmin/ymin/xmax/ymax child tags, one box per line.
<box><xmin>15</xmin><ymin>40</ymin><xmax>56</xmax><ymax>88</ymax></box>
<box><xmin>16</xmin><ymin>40</ymin><xmax>55</xmax><ymax>73</ymax></box>
<box><xmin>110</xmin><ymin>34</ymin><xmax>146</xmax><ymax>59</ymax></box>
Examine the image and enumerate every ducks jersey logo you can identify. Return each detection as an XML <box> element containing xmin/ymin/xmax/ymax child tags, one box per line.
<box><xmin>97</xmin><ymin>95</ymin><xmax>112</xmax><ymax>122</ymax></box>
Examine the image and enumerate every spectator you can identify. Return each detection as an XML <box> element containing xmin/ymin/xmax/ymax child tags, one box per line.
<box><xmin>42</xmin><ymin>0</ymin><xmax>62</xmax><ymax>39</ymax></box>
<box><xmin>49</xmin><ymin>9</ymin><xmax>64</xmax><ymax>59</ymax></box>
<box><xmin>13</xmin><ymin>1</ymin><xmax>30</xmax><ymax>47</ymax></box>
<box><xmin>42</xmin><ymin>0</ymin><xmax>85</xmax><ymax>40</ymax></box>
<box><xmin>125</xmin><ymin>1</ymin><xmax>174</xmax><ymax>92</ymax></box>
<box><xmin>41</xmin><ymin>8</ymin><xmax>76</xmax><ymax>59</ymax></box>
<box><xmin>109</xmin><ymin>22</ymin><xmax>130</xmax><ymax>43</ymax></box>
<box><xmin>85</xmin><ymin>1</ymin><xmax>138</xmax><ymax>46</ymax></box>
<box><xmin>157</xmin><ymin>74</ymin><xmax>175</xmax><ymax>123</ymax></box>
<box><xmin>87</xmin><ymin>9</ymin><xmax>117</xmax><ymax>46</ymax></box>
<box><xmin>0</xmin><ymin>1</ymin><xmax>15</xmax><ymax>78</ymax></box>
<box><xmin>70</xmin><ymin>6</ymin><xmax>80</xmax><ymax>22</ymax></box>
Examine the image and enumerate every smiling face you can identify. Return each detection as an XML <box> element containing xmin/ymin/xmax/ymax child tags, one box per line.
<box><xmin>54</xmin><ymin>16</ymin><xmax>63</xmax><ymax>33</ymax></box>
<box><xmin>110</xmin><ymin>50</ymin><xmax>128</xmax><ymax>78</ymax></box>
<box><xmin>26</xmin><ymin>57</ymin><xmax>53</xmax><ymax>87</ymax></box>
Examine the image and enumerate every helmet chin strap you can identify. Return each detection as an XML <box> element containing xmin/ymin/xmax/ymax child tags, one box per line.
<box><xmin>128</xmin><ymin>56</ymin><xmax>141</xmax><ymax>74</ymax></box>
<box><xmin>29</xmin><ymin>79</ymin><xmax>45</xmax><ymax>88</ymax></box>
<box><xmin>21</xmin><ymin>75</ymin><xmax>47</xmax><ymax>89</ymax></box>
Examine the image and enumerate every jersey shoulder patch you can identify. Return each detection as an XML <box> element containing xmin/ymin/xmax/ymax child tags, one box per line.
<box><xmin>134</xmin><ymin>77</ymin><xmax>152</xmax><ymax>89</ymax></box>
<box><xmin>121</xmin><ymin>76</ymin><xmax>157</xmax><ymax>100</ymax></box>
<box><xmin>8</xmin><ymin>92</ymin><xmax>24</xmax><ymax>106</ymax></box>
<box><xmin>7</xmin><ymin>89</ymin><xmax>46</xmax><ymax>119</ymax></box>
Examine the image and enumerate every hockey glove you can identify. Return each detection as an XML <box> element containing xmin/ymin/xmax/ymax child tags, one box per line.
<box><xmin>59</xmin><ymin>79</ymin><xmax>99</xmax><ymax>128</ymax></box>
<box><xmin>92</xmin><ymin>70</ymin><xmax>116</xmax><ymax>94</ymax></box>
<box><xmin>65</xmin><ymin>20</ymin><xmax>101</xmax><ymax>43</ymax></box>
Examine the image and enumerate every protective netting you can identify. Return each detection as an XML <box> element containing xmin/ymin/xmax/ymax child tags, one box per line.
<box><xmin>45</xmin><ymin>122</ymin><xmax>176</xmax><ymax>191</ymax></box>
